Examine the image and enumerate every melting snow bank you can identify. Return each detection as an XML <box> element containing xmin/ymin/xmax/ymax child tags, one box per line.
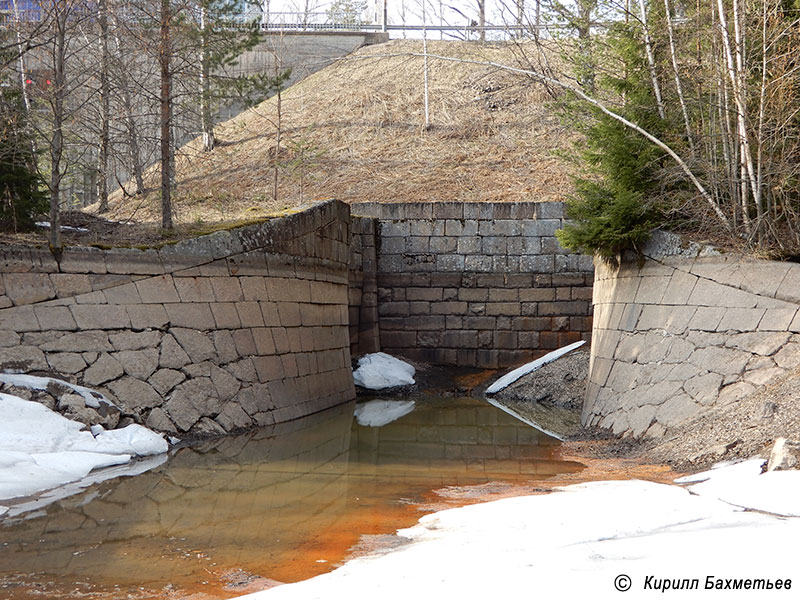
<box><xmin>354</xmin><ymin>399</ymin><xmax>415</xmax><ymax>427</ymax></box>
<box><xmin>236</xmin><ymin>460</ymin><xmax>800</xmax><ymax>599</ymax></box>
<box><xmin>0</xmin><ymin>392</ymin><xmax>168</xmax><ymax>509</ymax></box>
<box><xmin>352</xmin><ymin>353</ymin><xmax>416</xmax><ymax>390</ymax></box>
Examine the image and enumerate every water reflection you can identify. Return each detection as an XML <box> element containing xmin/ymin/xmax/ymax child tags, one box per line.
<box><xmin>0</xmin><ymin>396</ymin><xmax>583</xmax><ymax>598</ymax></box>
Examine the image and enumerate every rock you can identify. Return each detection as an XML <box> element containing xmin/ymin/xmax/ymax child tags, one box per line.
<box><xmin>212</xmin><ymin>330</ymin><xmax>239</xmax><ymax>364</ymax></box>
<box><xmin>150</xmin><ymin>368</ymin><xmax>186</xmax><ymax>395</ymax></box>
<box><xmin>226</xmin><ymin>358</ymin><xmax>258</xmax><ymax>383</ymax></box>
<box><xmin>47</xmin><ymin>352</ymin><xmax>87</xmax><ymax>375</ymax></box>
<box><xmin>0</xmin><ymin>346</ymin><xmax>48</xmax><ymax>371</ymax></box>
<box><xmin>106</xmin><ymin>377</ymin><xmax>163</xmax><ymax>414</ymax></box>
<box><xmin>57</xmin><ymin>392</ymin><xmax>120</xmax><ymax>429</ymax></box>
<box><xmin>170</xmin><ymin>328</ymin><xmax>216</xmax><ymax>363</ymax></box>
<box><xmin>145</xmin><ymin>407</ymin><xmax>178</xmax><ymax>434</ymax></box>
<box><xmin>1</xmin><ymin>384</ymin><xmax>32</xmax><ymax>400</ymax></box>
<box><xmin>114</xmin><ymin>348</ymin><xmax>159</xmax><ymax>380</ymax></box>
<box><xmin>215</xmin><ymin>402</ymin><xmax>253</xmax><ymax>432</ymax></box>
<box><xmin>165</xmin><ymin>378</ymin><xmax>221</xmax><ymax>432</ymax></box>
<box><xmin>190</xmin><ymin>417</ymin><xmax>227</xmax><ymax>437</ymax></box>
<box><xmin>767</xmin><ymin>438</ymin><xmax>800</xmax><ymax>471</ymax></box>
<box><xmin>159</xmin><ymin>334</ymin><xmax>190</xmax><ymax>369</ymax></box>
<box><xmin>83</xmin><ymin>352</ymin><xmax>124</xmax><ymax>386</ymax></box>
<box><xmin>761</xmin><ymin>401</ymin><xmax>778</xmax><ymax>419</ymax></box>
<box><xmin>109</xmin><ymin>330</ymin><xmax>162</xmax><ymax>351</ymax></box>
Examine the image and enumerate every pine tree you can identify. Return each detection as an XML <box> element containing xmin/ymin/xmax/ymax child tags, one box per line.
<box><xmin>0</xmin><ymin>84</ymin><xmax>47</xmax><ymax>232</ymax></box>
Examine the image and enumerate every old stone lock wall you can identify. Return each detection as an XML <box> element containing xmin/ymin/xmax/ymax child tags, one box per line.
<box><xmin>0</xmin><ymin>198</ymin><xmax>599</xmax><ymax>436</ymax></box>
<box><xmin>0</xmin><ymin>201</ymin><xmax>356</xmax><ymax>436</ymax></box>
<box><xmin>351</xmin><ymin>201</ymin><xmax>595</xmax><ymax>368</ymax></box>
<box><xmin>584</xmin><ymin>233</ymin><xmax>800</xmax><ymax>439</ymax></box>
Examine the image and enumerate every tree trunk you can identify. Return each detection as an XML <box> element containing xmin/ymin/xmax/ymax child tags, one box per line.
<box><xmin>637</xmin><ymin>0</ymin><xmax>665</xmax><ymax>119</ymax></box>
<box><xmin>160</xmin><ymin>0</ymin><xmax>173</xmax><ymax>229</ymax></box>
<box><xmin>97</xmin><ymin>0</ymin><xmax>110</xmax><ymax>212</ymax></box>
<box><xmin>200</xmin><ymin>1</ymin><xmax>214</xmax><ymax>152</ymax></box>
<box><xmin>49</xmin><ymin>2</ymin><xmax>67</xmax><ymax>251</ymax></box>
<box><xmin>478</xmin><ymin>0</ymin><xmax>485</xmax><ymax>42</ymax></box>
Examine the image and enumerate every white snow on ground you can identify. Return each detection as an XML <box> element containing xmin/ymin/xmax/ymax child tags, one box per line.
<box><xmin>236</xmin><ymin>460</ymin><xmax>800</xmax><ymax>600</ymax></box>
<box><xmin>0</xmin><ymin>392</ymin><xmax>168</xmax><ymax>506</ymax></box>
<box><xmin>35</xmin><ymin>221</ymin><xmax>90</xmax><ymax>233</ymax></box>
<box><xmin>485</xmin><ymin>340</ymin><xmax>585</xmax><ymax>394</ymax></box>
<box><xmin>678</xmin><ymin>458</ymin><xmax>800</xmax><ymax>517</ymax></box>
<box><xmin>0</xmin><ymin>373</ymin><xmax>115</xmax><ymax>408</ymax></box>
<box><xmin>352</xmin><ymin>353</ymin><xmax>415</xmax><ymax>390</ymax></box>
<box><xmin>354</xmin><ymin>399</ymin><xmax>415</xmax><ymax>427</ymax></box>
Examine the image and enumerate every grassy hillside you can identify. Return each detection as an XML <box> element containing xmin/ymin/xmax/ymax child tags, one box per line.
<box><xmin>97</xmin><ymin>39</ymin><xmax>578</xmax><ymax>225</ymax></box>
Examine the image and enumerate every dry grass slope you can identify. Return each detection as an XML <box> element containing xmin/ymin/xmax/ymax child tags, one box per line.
<box><xmin>97</xmin><ymin>39</ymin><xmax>578</xmax><ymax>225</ymax></box>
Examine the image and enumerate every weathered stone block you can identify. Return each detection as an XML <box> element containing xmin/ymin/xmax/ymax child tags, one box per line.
<box><xmin>51</xmin><ymin>274</ymin><xmax>93</xmax><ymax>299</ymax></box>
<box><xmin>107</xmin><ymin>376</ymin><xmax>163</xmax><ymax>413</ymax></box>
<box><xmin>758</xmin><ymin>308</ymin><xmax>798</xmax><ymax>331</ymax></box>
<box><xmin>520</xmin><ymin>255</ymin><xmax>554</xmax><ymax>274</ymax></box>
<box><xmin>47</xmin><ymin>352</ymin><xmax>86</xmax><ymax>374</ymax></box>
<box><xmin>3</xmin><ymin>273</ymin><xmax>56</xmax><ymax>305</ymax></box>
<box><xmin>127</xmin><ymin>304</ymin><xmax>170</xmax><ymax>330</ymax></box>
<box><xmin>34</xmin><ymin>305</ymin><xmax>78</xmax><ymax>331</ymax></box>
<box><xmin>215</xmin><ymin>402</ymin><xmax>253</xmax><ymax>432</ymax></box>
<box><xmin>150</xmin><ymin>368</ymin><xmax>186</xmax><ymax>395</ymax></box>
<box><xmin>145</xmin><ymin>407</ymin><xmax>178</xmax><ymax>434</ymax></box>
<box><xmin>0</xmin><ymin>346</ymin><xmax>47</xmax><ymax>371</ymax></box>
<box><xmin>102</xmin><ymin>282</ymin><xmax>143</xmax><ymax>305</ymax></box>
<box><xmin>774</xmin><ymin>343</ymin><xmax>800</xmax><ymax>369</ymax></box>
<box><xmin>71</xmin><ymin>305</ymin><xmax>130</xmax><ymax>330</ymax></box>
<box><xmin>716</xmin><ymin>307</ymin><xmax>766</xmax><ymax>332</ymax></box>
<box><xmin>83</xmin><ymin>352</ymin><xmax>124</xmax><ymax>386</ymax></box>
<box><xmin>115</xmin><ymin>348</ymin><xmax>160</xmax><ymax>380</ymax></box>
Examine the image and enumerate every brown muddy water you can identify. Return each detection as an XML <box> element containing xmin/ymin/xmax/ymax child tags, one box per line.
<box><xmin>0</xmin><ymin>396</ymin><xmax>585</xmax><ymax>600</ymax></box>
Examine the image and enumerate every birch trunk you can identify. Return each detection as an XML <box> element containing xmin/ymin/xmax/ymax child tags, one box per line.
<box><xmin>637</xmin><ymin>0</ymin><xmax>665</xmax><ymax>119</ymax></box>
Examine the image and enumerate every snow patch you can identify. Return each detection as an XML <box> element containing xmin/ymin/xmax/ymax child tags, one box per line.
<box><xmin>485</xmin><ymin>340</ymin><xmax>585</xmax><ymax>394</ymax></box>
<box><xmin>352</xmin><ymin>353</ymin><xmax>415</xmax><ymax>390</ymax></box>
<box><xmin>35</xmin><ymin>221</ymin><xmax>89</xmax><ymax>233</ymax></box>
<box><xmin>678</xmin><ymin>458</ymin><xmax>800</xmax><ymax>517</ymax></box>
<box><xmin>354</xmin><ymin>399</ymin><xmax>415</xmax><ymax>427</ymax></box>
<box><xmin>0</xmin><ymin>373</ymin><xmax>115</xmax><ymax>409</ymax></box>
<box><xmin>0</xmin><ymin>392</ymin><xmax>167</xmax><ymax>508</ymax></box>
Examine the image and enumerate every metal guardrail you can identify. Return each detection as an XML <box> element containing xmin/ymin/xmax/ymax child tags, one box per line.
<box><xmin>1</xmin><ymin>8</ymin><xmax>532</xmax><ymax>34</ymax></box>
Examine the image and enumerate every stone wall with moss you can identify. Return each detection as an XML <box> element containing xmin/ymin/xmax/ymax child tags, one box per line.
<box><xmin>0</xmin><ymin>200</ymin><xmax>356</xmax><ymax>436</ymax></box>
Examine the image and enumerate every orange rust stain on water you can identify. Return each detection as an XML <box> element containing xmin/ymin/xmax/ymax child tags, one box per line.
<box><xmin>164</xmin><ymin>441</ymin><xmax>682</xmax><ymax>600</ymax></box>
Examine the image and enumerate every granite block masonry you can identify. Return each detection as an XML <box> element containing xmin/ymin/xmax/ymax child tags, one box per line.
<box><xmin>1</xmin><ymin>199</ymin><xmax>596</xmax><ymax>435</ymax></box>
<box><xmin>584</xmin><ymin>232</ymin><xmax>800</xmax><ymax>439</ymax></box>
<box><xmin>0</xmin><ymin>200</ymin><xmax>356</xmax><ymax>436</ymax></box>
<box><xmin>351</xmin><ymin>201</ymin><xmax>594</xmax><ymax>368</ymax></box>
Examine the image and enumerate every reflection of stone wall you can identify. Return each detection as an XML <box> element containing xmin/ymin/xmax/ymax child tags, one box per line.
<box><xmin>351</xmin><ymin>201</ymin><xmax>594</xmax><ymax>368</ymax></box>
<box><xmin>0</xmin><ymin>402</ymin><xmax>355</xmax><ymax>585</ymax></box>
<box><xmin>350</xmin><ymin>399</ymin><xmax>565</xmax><ymax>477</ymax></box>
<box><xmin>584</xmin><ymin>233</ymin><xmax>800</xmax><ymax>439</ymax></box>
<box><xmin>0</xmin><ymin>201</ymin><xmax>356</xmax><ymax>435</ymax></box>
